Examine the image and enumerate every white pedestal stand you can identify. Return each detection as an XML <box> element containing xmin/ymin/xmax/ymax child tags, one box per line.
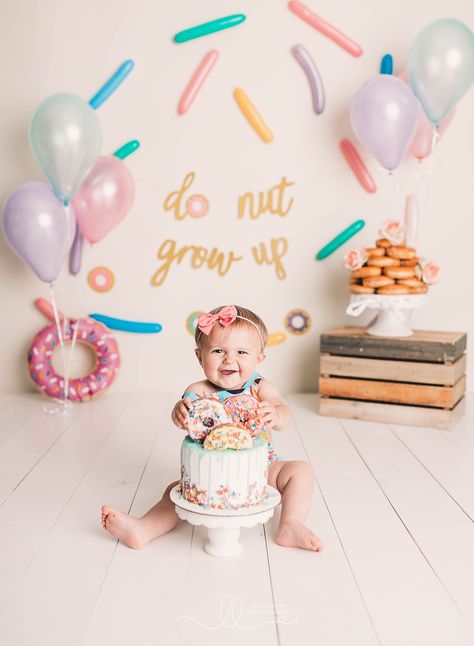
<box><xmin>346</xmin><ymin>294</ymin><xmax>428</xmax><ymax>337</ymax></box>
<box><xmin>170</xmin><ymin>485</ymin><xmax>281</xmax><ymax>557</ymax></box>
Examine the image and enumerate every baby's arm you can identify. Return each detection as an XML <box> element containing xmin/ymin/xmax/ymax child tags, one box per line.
<box><xmin>170</xmin><ymin>380</ymin><xmax>208</xmax><ymax>429</ymax></box>
<box><xmin>256</xmin><ymin>380</ymin><xmax>292</xmax><ymax>431</ymax></box>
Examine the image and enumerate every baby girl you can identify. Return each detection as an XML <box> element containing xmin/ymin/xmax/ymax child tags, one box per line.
<box><xmin>102</xmin><ymin>305</ymin><xmax>323</xmax><ymax>552</ymax></box>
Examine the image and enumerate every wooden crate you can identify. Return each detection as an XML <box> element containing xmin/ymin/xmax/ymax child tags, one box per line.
<box><xmin>319</xmin><ymin>327</ymin><xmax>467</xmax><ymax>430</ymax></box>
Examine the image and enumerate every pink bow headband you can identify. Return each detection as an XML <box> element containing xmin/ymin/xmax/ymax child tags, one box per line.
<box><xmin>197</xmin><ymin>305</ymin><xmax>265</xmax><ymax>348</ymax></box>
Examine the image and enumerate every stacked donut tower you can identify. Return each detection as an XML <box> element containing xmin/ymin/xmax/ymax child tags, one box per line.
<box><xmin>350</xmin><ymin>240</ymin><xmax>426</xmax><ymax>295</ymax></box>
<box><xmin>346</xmin><ymin>220</ymin><xmax>439</xmax><ymax>296</ymax></box>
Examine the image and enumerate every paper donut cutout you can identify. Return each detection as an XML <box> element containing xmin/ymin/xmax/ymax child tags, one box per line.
<box><xmin>28</xmin><ymin>317</ymin><xmax>120</xmax><ymax>402</ymax></box>
<box><xmin>285</xmin><ymin>309</ymin><xmax>312</xmax><ymax>335</ymax></box>
<box><xmin>87</xmin><ymin>266</ymin><xmax>115</xmax><ymax>293</ymax></box>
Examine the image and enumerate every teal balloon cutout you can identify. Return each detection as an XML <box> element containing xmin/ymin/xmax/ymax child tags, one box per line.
<box><xmin>408</xmin><ymin>19</ymin><xmax>474</xmax><ymax>126</ymax></box>
<box><xmin>29</xmin><ymin>93</ymin><xmax>102</xmax><ymax>204</ymax></box>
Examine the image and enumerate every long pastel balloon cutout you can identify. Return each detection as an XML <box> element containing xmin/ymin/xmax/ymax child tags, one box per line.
<box><xmin>288</xmin><ymin>0</ymin><xmax>363</xmax><ymax>57</ymax></box>
<box><xmin>69</xmin><ymin>224</ymin><xmax>83</xmax><ymax>275</ymax></box>
<box><xmin>178</xmin><ymin>50</ymin><xmax>219</xmax><ymax>114</ymax></box>
<box><xmin>233</xmin><ymin>88</ymin><xmax>273</xmax><ymax>143</ymax></box>
<box><xmin>174</xmin><ymin>14</ymin><xmax>246</xmax><ymax>43</ymax></box>
<box><xmin>34</xmin><ymin>297</ymin><xmax>64</xmax><ymax>321</ymax></box>
<box><xmin>316</xmin><ymin>219</ymin><xmax>366</xmax><ymax>260</ymax></box>
<box><xmin>404</xmin><ymin>194</ymin><xmax>419</xmax><ymax>247</ymax></box>
<box><xmin>380</xmin><ymin>54</ymin><xmax>393</xmax><ymax>74</ymax></box>
<box><xmin>340</xmin><ymin>140</ymin><xmax>377</xmax><ymax>193</ymax></box>
<box><xmin>291</xmin><ymin>45</ymin><xmax>325</xmax><ymax>114</ymax></box>
<box><xmin>89</xmin><ymin>60</ymin><xmax>135</xmax><ymax>109</ymax></box>
<box><xmin>28</xmin><ymin>317</ymin><xmax>120</xmax><ymax>402</ymax></box>
<box><xmin>113</xmin><ymin>140</ymin><xmax>140</xmax><ymax>160</ymax></box>
<box><xmin>89</xmin><ymin>313</ymin><xmax>162</xmax><ymax>334</ymax></box>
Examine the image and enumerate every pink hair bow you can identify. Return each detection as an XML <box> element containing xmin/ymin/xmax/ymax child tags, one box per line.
<box><xmin>197</xmin><ymin>305</ymin><xmax>237</xmax><ymax>335</ymax></box>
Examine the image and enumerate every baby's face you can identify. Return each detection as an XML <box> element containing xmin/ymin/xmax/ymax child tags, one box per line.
<box><xmin>196</xmin><ymin>323</ymin><xmax>265</xmax><ymax>390</ymax></box>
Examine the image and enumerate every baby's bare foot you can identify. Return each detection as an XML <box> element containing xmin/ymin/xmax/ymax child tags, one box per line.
<box><xmin>276</xmin><ymin>520</ymin><xmax>323</xmax><ymax>552</ymax></box>
<box><xmin>101</xmin><ymin>505</ymin><xmax>149</xmax><ymax>549</ymax></box>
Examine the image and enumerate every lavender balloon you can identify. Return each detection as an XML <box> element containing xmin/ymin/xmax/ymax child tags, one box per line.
<box><xmin>2</xmin><ymin>181</ymin><xmax>76</xmax><ymax>283</ymax></box>
<box><xmin>350</xmin><ymin>75</ymin><xmax>419</xmax><ymax>171</ymax></box>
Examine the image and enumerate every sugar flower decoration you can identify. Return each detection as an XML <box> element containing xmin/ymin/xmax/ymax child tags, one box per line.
<box><xmin>344</xmin><ymin>247</ymin><xmax>369</xmax><ymax>271</ymax></box>
<box><xmin>416</xmin><ymin>260</ymin><xmax>440</xmax><ymax>285</ymax></box>
<box><xmin>378</xmin><ymin>219</ymin><xmax>406</xmax><ymax>244</ymax></box>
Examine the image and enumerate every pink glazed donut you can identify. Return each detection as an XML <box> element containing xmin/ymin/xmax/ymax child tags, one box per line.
<box><xmin>28</xmin><ymin>317</ymin><xmax>120</xmax><ymax>402</ymax></box>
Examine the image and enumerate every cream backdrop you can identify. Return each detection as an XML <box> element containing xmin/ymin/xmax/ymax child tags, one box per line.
<box><xmin>0</xmin><ymin>0</ymin><xmax>473</xmax><ymax>397</ymax></box>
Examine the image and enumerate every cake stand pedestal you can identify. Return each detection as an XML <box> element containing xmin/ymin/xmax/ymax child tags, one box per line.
<box><xmin>346</xmin><ymin>293</ymin><xmax>428</xmax><ymax>337</ymax></box>
<box><xmin>170</xmin><ymin>485</ymin><xmax>281</xmax><ymax>557</ymax></box>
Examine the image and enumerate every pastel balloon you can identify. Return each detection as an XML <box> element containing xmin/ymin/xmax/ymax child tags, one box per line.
<box><xmin>174</xmin><ymin>14</ymin><xmax>245</xmax><ymax>43</ymax></box>
<box><xmin>380</xmin><ymin>54</ymin><xmax>393</xmax><ymax>74</ymax></box>
<box><xmin>72</xmin><ymin>156</ymin><xmax>135</xmax><ymax>244</ymax></box>
<box><xmin>291</xmin><ymin>44</ymin><xmax>325</xmax><ymax>114</ymax></box>
<box><xmin>410</xmin><ymin>107</ymin><xmax>455</xmax><ymax>160</ymax></box>
<box><xmin>89</xmin><ymin>60</ymin><xmax>135</xmax><ymax>110</ymax></box>
<box><xmin>113</xmin><ymin>139</ymin><xmax>140</xmax><ymax>160</ymax></box>
<box><xmin>69</xmin><ymin>225</ymin><xmax>83</xmax><ymax>275</ymax></box>
<box><xmin>408</xmin><ymin>19</ymin><xmax>474</xmax><ymax>126</ymax></box>
<box><xmin>29</xmin><ymin>93</ymin><xmax>102</xmax><ymax>204</ymax></box>
<box><xmin>350</xmin><ymin>75</ymin><xmax>419</xmax><ymax>171</ymax></box>
<box><xmin>2</xmin><ymin>181</ymin><xmax>76</xmax><ymax>283</ymax></box>
<box><xmin>34</xmin><ymin>297</ymin><xmax>64</xmax><ymax>321</ymax></box>
<box><xmin>233</xmin><ymin>88</ymin><xmax>273</xmax><ymax>143</ymax></box>
<box><xmin>288</xmin><ymin>0</ymin><xmax>362</xmax><ymax>57</ymax></box>
<box><xmin>178</xmin><ymin>50</ymin><xmax>219</xmax><ymax>115</ymax></box>
<box><xmin>316</xmin><ymin>219</ymin><xmax>365</xmax><ymax>260</ymax></box>
<box><xmin>339</xmin><ymin>139</ymin><xmax>376</xmax><ymax>193</ymax></box>
<box><xmin>89</xmin><ymin>314</ymin><xmax>162</xmax><ymax>334</ymax></box>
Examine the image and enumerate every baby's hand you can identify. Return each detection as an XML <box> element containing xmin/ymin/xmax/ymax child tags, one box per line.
<box><xmin>171</xmin><ymin>398</ymin><xmax>192</xmax><ymax>430</ymax></box>
<box><xmin>257</xmin><ymin>401</ymin><xmax>280</xmax><ymax>430</ymax></box>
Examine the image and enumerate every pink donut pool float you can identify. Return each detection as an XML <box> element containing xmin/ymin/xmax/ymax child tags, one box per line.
<box><xmin>28</xmin><ymin>317</ymin><xmax>120</xmax><ymax>402</ymax></box>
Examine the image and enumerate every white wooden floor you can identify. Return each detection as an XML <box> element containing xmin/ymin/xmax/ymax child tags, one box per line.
<box><xmin>0</xmin><ymin>391</ymin><xmax>473</xmax><ymax>646</ymax></box>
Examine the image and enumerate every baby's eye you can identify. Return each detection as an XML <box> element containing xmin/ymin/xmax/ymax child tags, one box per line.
<box><xmin>238</xmin><ymin>350</ymin><xmax>248</xmax><ymax>355</ymax></box>
<box><xmin>212</xmin><ymin>349</ymin><xmax>223</xmax><ymax>354</ymax></box>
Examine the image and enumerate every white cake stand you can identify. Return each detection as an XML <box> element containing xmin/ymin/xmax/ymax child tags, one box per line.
<box><xmin>170</xmin><ymin>484</ymin><xmax>281</xmax><ymax>557</ymax></box>
<box><xmin>346</xmin><ymin>293</ymin><xmax>428</xmax><ymax>337</ymax></box>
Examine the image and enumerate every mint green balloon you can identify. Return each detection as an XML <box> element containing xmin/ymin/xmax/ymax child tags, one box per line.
<box><xmin>408</xmin><ymin>19</ymin><xmax>474</xmax><ymax>126</ymax></box>
<box><xmin>29</xmin><ymin>93</ymin><xmax>102</xmax><ymax>204</ymax></box>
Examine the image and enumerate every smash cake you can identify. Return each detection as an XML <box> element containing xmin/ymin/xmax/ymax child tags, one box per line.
<box><xmin>179</xmin><ymin>393</ymin><xmax>270</xmax><ymax>510</ymax></box>
<box><xmin>344</xmin><ymin>219</ymin><xmax>440</xmax><ymax>295</ymax></box>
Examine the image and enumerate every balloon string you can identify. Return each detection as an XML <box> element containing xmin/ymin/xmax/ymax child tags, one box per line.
<box><xmin>48</xmin><ymin>284</ymin><xmax>71</xmax><ymax>412</ymax></box>
<box><xmin>388</xmin><ymin>170</ymin><xmax>403</xmax><ymax>220</ymax></box>
<box><xmin>418</xmin><ymin>127</ymin><xmax>440</xmax><ymax>249</ymax></box>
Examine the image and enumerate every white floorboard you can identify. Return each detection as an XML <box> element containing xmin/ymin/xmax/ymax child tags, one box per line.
<box><xmin>0</xmin><ymin>391</ymin><xmax>473</xmax><ymax>646</ymax></box>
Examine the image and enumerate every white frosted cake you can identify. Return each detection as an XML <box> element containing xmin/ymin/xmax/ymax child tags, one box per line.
<box><xmin>180</xmin><ymin>433</ymin><xmax>268</xmax><ymax>510</ymax></box>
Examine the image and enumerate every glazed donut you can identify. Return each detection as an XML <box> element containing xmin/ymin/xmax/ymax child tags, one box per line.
<box><xmin>362</xmin><ymin>276</ymin><xmax>395</xmax><ymax>288</ymax></box>
<box><xmin>352</xmin><ymin>266</ymin><xmax>381</xmax><ymax>278</ymax></box>
<box><xmin>224</xmin><ymin>392</ymin><xmax>265</xmax><ymax>437</ymax></box>
<box><xmin>364</xmin><ymin>247</ymin><xmax>386</xmax><ymax>257</ymax></box>
<box><xmin>410</xmin><ymin>285</ymin><xmax>428</xmax><ymax>294</ymax></box>
<box><xmin>185</xmin><ymin>397</ymin><xmax>231</xmax><ymax>441</ymax></box>
<box><xmin>387</xmin><ymin>246</ymin><xmax>417</xmax><ymax>260</ymax></box>
<box><xmin>28</xmin><ymin>317</ymin><xmax>120</xmax><ymax>402</ymax></box>
<box><xmin>376</xmin><ymin>284</ymin><xmax>411</xmax><ymax>295</ymax></box>
<box><xmin>397</xmin><ymin>277</ymin><xmax>425</xmax><ymax>288</ymax></box>
<box><xmin>367</xmin><ymin>255</ymin><xmax>400</xmax><ymax>267</ymax></box>
<box><xmin>400</xmin><ymin>258</ymin><xmax>419</xmax><ymax>267</ymax></box>
<box><xmin>376</xmin><ymin>238</ymin><xmax>391</xmax><ymax>248</ymax></box>
<box><xmin>383</xmin><ymin>266</ymin><xmax>416</xmax><ymax>279</ymax></box>
<box><xmin>350</xmin><ymin>284</ymin><xmax>375</xmax><ymax>294</ymax></box>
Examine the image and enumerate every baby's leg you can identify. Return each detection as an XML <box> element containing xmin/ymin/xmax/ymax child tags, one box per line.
<box><xmin>102</xmin><ymin>480</ymin><xmax>181</xmax><ymax>549</ymax></box>
<box><xmin>268</xmin><ymin>460</ymin><xmax>323</xmax><ymax>552</ymax></box>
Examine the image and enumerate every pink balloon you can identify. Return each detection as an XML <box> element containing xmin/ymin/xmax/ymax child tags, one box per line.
<box><xmin>398</xmin><ymin>68</ymin><xmax>455</xmax><ymax>160</ymax></box>
<box><xmin>72</xmin><ymin>156</ymin><xmax>135</xmax><ymax>244</ymax></box>
<box><xmin>410</xmin><ymin>107</ymin><xmax>455</xmax><ymax>160</ymax></box>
